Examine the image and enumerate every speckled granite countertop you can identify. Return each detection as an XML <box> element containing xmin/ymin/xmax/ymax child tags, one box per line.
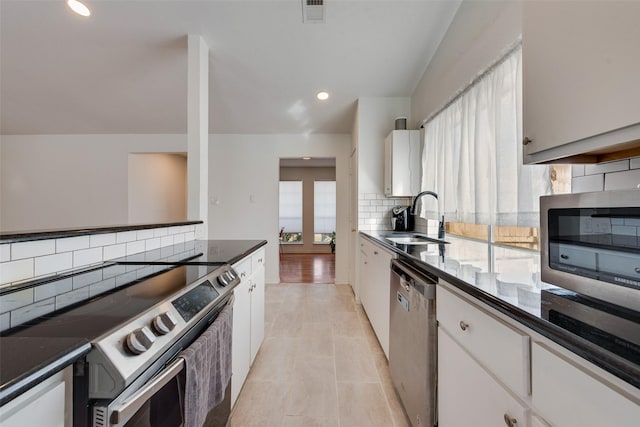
<box><xmin>361</xmin><ymin>231</ymin><xmax>639</xmax><ymax>389</ymax></box>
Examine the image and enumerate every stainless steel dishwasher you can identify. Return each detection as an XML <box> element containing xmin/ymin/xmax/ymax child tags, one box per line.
<box><xmin>389</xmin><ymin>259</ymin><xmax>438</xmax><ymax>427</ymax></box>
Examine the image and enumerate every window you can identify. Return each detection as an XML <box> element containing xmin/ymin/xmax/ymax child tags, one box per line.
<box><xmin>420</xmin><ymin>45</ymin><xmax>570</xmax><ymax>249</ymax></box>
<box><xmin>313</xmin><ymin>181</ymin><xmax>336</xmax><ymax>243</ymax></box>
<box><xmin>279</xmin><ymin>181</ymin><xmax>303</xmax><ymax>243</ymax></box>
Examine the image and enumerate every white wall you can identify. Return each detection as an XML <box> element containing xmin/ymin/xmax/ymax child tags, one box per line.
<box><xmin>0</xmin><ymin>134</ymin><xmax>186</xmax><ymax>231</ymax></box>
<box><xmin>208</xmin><ymin>134</ymin><xmax>351</xmax><ymax>285</ymax></box>
<box><xmin>128</xmin><ymin>153</ymin><xmax>187</xmax><ymax>224</ymax></box>
<box><xmin>411</xmin><ymin>0</ymin><xmax>522</xmax><ymax>127</ymax></box>
<box><xmin>279</xmin><ymin>166</ymin><xmax>336</xmax><ymax>254</ymax></box>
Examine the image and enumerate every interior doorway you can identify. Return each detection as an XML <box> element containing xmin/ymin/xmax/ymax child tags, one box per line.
<box><xmin>278</xmin><ymin>157</ymin><xmax>336</xmax><ymax>283</ymax></box>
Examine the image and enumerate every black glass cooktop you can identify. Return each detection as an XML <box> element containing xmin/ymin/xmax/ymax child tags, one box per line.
<box><xmin>4</xmin><ymin>264</ymin><xmax>221</xmax><ymax>341</ymax></box>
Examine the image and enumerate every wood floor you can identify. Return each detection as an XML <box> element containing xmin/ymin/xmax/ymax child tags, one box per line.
<box><xmin>279</xmin><ymin>253</ymin><xmax>335</xmax><ymax>284</ymax></box>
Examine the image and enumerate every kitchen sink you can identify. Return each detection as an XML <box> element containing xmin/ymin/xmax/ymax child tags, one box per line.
<box><xmin>383</xmin><ymin>234</ymin><xmax>448</xmax><ymax>245</ymax></box>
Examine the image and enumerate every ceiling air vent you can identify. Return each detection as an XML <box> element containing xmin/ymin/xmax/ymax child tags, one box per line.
<box><xmin>302</xmin><ymin>0</ymin><xmax>325</xmax><ymax>24</ymax></box>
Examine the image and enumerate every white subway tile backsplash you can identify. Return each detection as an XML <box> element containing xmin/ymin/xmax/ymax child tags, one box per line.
<box><xmin>136</xmin><ymin>229</ymin><xmax>155</xmax><ymax>240</ymax></box>
<box><xmin>572</xmin><ymin>174</ymin><xmax>604</xmax><ymax>193</ymax></box>
<box><xmin>10</xmin><ymin>298</ymin><xmax>55</xmax><ymax>327</ymax></box>
<box><xmin>572</xmin><ymin>165</ymin><xmax>585</xmax><ymax>177</ymax></box>
<box><xmin>55</xmin><ymin>288</ymin><xmax>89</xmax><ymax>310</ymax></box>
<box><xmin>160</xmin><ymin>235</ymin><xmax>174</xmax><ymax>248</ymax></box>
<box><xmin>73</xmin><ymin>247</ymin><xmax>103</xmax><ymax>268</ymax></box>
<box><xmin>35</xmin><ymin>278</ymin><xmax>73</xmax><ymax>302</ymax></box>
<box><xmin>90</xmin><ymin>233</ymin><xmax>116</xmax><ymax>248</ymax></box>
<box><xmin>116</xmin><ymin>231</ymin><xmax>137</xmax><ymax>244</ymax></box>
<box><xmin>612</xmin><ymin>225</ymin><xmax>637</xmax><ymax>236</ymax></box>
<box><xmin>630</xmin><ymin>157</ymin><xmax>640</xmax><ymax>170</ymax></box>
<box><xmin>1</xmin><ymin>245</ymin><xmax>10</xmax><ymax>263</ymax></box>
<box><xmin>0</xmin><ymin>288</ymin><xmax>34</xmax><ymax>312</ymax></box>
<box><xmin>56</xmin><ymin>236</ymin><xmax>90</xmax><ymax>253</ymax></box>
<box><xmin>604</xmin><ymin>168</ymin><xmax>640</xmax><ymax>191</ymax></box>
<box><xmin>12</xmin><ymin>240</ymin><xmax>55</xmax><ymax>260</ymax></box>
<box><xmin>103</xmin><ymin>243</ymin><xmax>126</xmax><ymax>260</ymax></box>
<box><xmin>126</xmin><ymin>240</ymin><xmax>146</xmax><ymax>256</ymax></box>
<box><xmin>73</xmin><ymin>270</ymin><xmax>104</xmax><ymax>289</ymax></box>
<box><xmin>136</xmin><ymin>266</ymin><xmax>154</xmax><ymax>279</ymax></box>
<box><xmin>370</xmin><ymin>200</ymin><xmax>383</xmax><ymax>206</ymax></box>
<box><xmin>584</xmin><ymin>160</ymin><xmax>629</xmax><ymax>175</ymax></box>
<box><xmin>35</xmin><ymin>252</ymin><xmax>73</xmax><ymax>277</ymax></box>
<box><xmin>0</xmin><ymin>259</ymin><xmax>34</xmax><ymax>285</ymax></box>
<box><xmin>359</xmin><ymin>200</ymin><xmax>371</xmax><ymax>207</ymax></box>
<box><xmin>0</xmin><ymin>312</ymin><xmax>10</xmax><ymax>331</ymax></box>
<box><xmin>185</xmin><ymin>232</ymin><xmax>195</xmax><ymax>242</ymax></box>
<box><xmin>115</xmin><ymin>271</ymin><xmax>138</xmax><ymax>287</ymax></box>
<box><xmin>102</xmin><ymin>264</ymin><xmax>127</xmax><ymax>279</ymax></box>
<box><xmin>624</xmin><ymin>218</ymin><xmax>640</xmax><ymax>227</ymax></box>
<box><xmin>145</xmin><ymin>238</ymin><xmax>161</xmax><ymax>251</ymax></box>
<box><xmin>153</xmin><ymin>228</ymin><xmax>168</xmax><ymax>237</ymax></box>
<box><xmin>89</xmin><ymin>278</ymin><xmax>116</xmax><ymax>297</ymax></box>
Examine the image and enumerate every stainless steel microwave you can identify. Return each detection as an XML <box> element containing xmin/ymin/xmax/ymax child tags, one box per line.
<box><xmin>540</xmin><ymin>189</ymin><xmax>640</xmax><ymax>311</ymax></box>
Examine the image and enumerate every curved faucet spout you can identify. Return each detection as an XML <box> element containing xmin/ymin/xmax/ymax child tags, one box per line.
<box><xmin>409</xmin><ymin>191</ymin><xmax>438</xmax><ymax>216</ymax></box>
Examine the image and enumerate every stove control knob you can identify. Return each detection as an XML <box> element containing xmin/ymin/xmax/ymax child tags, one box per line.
<box><xmin>217</xmin><ymin>272</ymin><xmax>233</xmax><ymax>287</ymax></box>
<box><xmin>152</xmin><ymin>311</ymin><xmax>178</xmax><ymax>336</ymax></box>
<box><xmin>125</xmin><ymin>326</ymin><xmax>156</xmax><ymax>355</ymax></box>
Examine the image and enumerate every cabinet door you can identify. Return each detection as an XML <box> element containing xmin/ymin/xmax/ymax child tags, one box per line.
<box><xmin>385</xmin><ymin>130</ymin><xmax>421</xmax><ymax>197</ymax></box>
<box><xmin>438</xmin><ymin>329</ymin><xmax>529</xmax><ymax>427</ymax></box>
<box><xmin>532</xmin><ymin>342</ymin><xmax>640</xmax><ymax>427</ymax></box>
<box><xmin>249</xmin><ymin>264</ymin><xmax>265</xmax><ymax>364</ymax></box>
<box><xmin>231</xmin><ymin>276</ymin><xmax>251</xmax><ymax>407</ymax></box>
<box><xmin>523</xmin><ymin>1</ymin><xmax>640</xmax><ymax>159</ymax></box>
<box><xmin>359</xmin><ymin>238</ymin><xmax>372</xmax><ymax>311</ymax></box>
<box><xmin>370</xmin><ymin>247</ymin><xmax>394</xmax><ymax>358</ymax></box>
<box><xmin>0</xmin><ymin>368</ymin><xmax>69</xmax><ymax>427</ymax></box>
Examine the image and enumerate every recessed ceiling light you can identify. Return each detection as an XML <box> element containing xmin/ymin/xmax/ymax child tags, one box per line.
<box><xmin>316</xmin><ymin>91</ymin><xmax>329</xmax><ymax>101</ymax></box>
<box><xmin>67</xmin><ymin>0</ymin><xmax>91</xmax><ymax>17</ymax></box>
<box><xmin>303</xmin><ymin>157</ymin><xmax>311</xmax><ymax>160</ymax></box>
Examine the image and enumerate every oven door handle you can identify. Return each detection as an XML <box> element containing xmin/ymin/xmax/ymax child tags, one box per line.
<box><xmin>110</xmin><ymin>357</ymin><xmax>185</xmax><ymax>425</ymax></box>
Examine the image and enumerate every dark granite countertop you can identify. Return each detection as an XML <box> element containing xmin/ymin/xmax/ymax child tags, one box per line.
<box><xmin>0</xmin><ymin>337</ymin><xmax>90</xmax><ymax>405</ymax></box>
<box><xmin>0</xmin><ymin>220</ymin><xmax>203</xmax><ymax>243</ymax></box>
<box><xmin>361</xmin><ymin>231</ymin><xmax>640</xmax><ymax>389</ymax></box>
<box><xmin>0</xmin><ymin>239</ymin><xmax>266</xmax><ymax>405</ymax></box>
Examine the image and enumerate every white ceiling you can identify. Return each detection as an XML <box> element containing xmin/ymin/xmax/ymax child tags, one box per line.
<box><xmin>0</xmin><ymin>0</ymin><xmax>461</xmax><ymax>135</ymax></box>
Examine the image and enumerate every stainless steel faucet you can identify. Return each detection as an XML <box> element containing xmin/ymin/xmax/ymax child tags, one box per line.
<box><xmin>409</xmin><ymin>191</ymin><xmax>445</xmax><ymax>239</ymax></box>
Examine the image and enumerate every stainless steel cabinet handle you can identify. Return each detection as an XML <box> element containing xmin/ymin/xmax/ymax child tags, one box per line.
<box><xmin>459</xmin><ymin>321</ymin><xmax>469</xmax><ymax>331</ymax></box>
<box><xmin>241</xmin><ymin>272</ymin><xmax>246</xmax><ymax>278</ymax></box>
<box><xmin>374</xmin><ymin>251</ymin><xmax>378</xmax><ymax>255</ymax></box>
<box><xmin>503</xmin><ymin>414</ymin><xmax>517</xmax><ymax>426</ymax></box>
<box><xmin>522</xmin><ymin>137</ymin><xmax>532</xmax><ymax>146</ymax></box>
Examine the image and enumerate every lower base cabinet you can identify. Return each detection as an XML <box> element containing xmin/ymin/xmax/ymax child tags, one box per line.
<box><xmin>231</xmin><ymin>248</ymin><xmax>265</xmax><ymax>407</ymax></box>
<box><xmin>0</xmin><ymin>366</ymin><xmax>72</xmax><ymax>427</ymax></box>
<box><xmin>438</xmin><ymin>328</ymin><xmax>528</xmax><ymax>427</ymax></box>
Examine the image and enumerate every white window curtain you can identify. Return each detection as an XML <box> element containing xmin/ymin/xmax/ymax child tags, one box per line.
<box><xmin>279</xmin><ymin>181</ymin><xmax>303</xmax><ymax>233</ymax></box>
<box><xmin>314</xmin><ymin>181</ymin><xmax>336</xmax><ymax>233</ymax></box>
<box><xmin>421</xmin><ymin>46</ymin><xmax>552</xmax><ymax>227</ymax></box>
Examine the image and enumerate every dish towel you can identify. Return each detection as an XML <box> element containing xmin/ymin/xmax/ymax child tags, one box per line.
<box><xmin>180</xmin><ymin>303</ymin><xmax>233</xmax><ymax>427</ymax></box>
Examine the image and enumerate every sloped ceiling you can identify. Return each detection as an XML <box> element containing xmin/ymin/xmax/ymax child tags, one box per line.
<box><xmin>0</xmin><ymin>0</ymin><xmax>461</xmax><ymax>135</ymax></box>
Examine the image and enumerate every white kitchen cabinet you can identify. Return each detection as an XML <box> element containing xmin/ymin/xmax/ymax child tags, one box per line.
<box><xmin>531</xmin><ymin>342</ymin><xmax>640</xmax><ymax>427</ymax></box>
<box><xmin>0</xmin><ymin>366</ymin><xmax>72</xmax><ymax>427</ymax></box>
<box><xmin>437</xmin><ymin>284</ymin><xmax>530</xmax><ymax>397</ymax></box>
<box><xmin>531</xmin><ymin>415</ymin><xmax>551</xmax><ymax>427</ymax></box>
<box><xmin>438</xmin><ymin>328</ymin><xmax>529</xmax><ymax>427</ymax></box>
<box><xmin>230</xmin><ymin>247</ymin><xmax>266</xmax><ymax>407</ymax></box>
<box><xmin>359</xmin><ymin>236</ymin><xmax>395</xmax><ymax>358</ymax></box>
<box><xmin>523</xmin><ymin>1</ymin><xmax>640</xmax><ymax>164</ymax></box>
<box><xmin>384</xmin><ymin>130</ymin><xmax>421</xmax><ymax>197</ymax></box>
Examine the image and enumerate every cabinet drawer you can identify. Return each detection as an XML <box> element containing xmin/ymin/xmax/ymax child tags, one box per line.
<box><xmin>437</xmin><ymin>285</ymin><xmax>530</xmax><ymax>396</ymax></box>
<box><xmin>251</xmin><ymin>248</ymin><xmax>266</xmax><ymax>272</ymax></box>
<box><xmin>532</xmin><ymin>342</ymin><xmax>640</xmax><ymax>427</ymax></box>
<box><xmin>233</xmin><ymin>257</ymin><xmax>252</xmax><ymax>282</ymax></box>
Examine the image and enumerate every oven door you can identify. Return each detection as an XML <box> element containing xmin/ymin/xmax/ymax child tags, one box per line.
<box><xmin>91</xmin><ymin>296</ymin><xmax>233</xmax><ymax>427</ymax></box>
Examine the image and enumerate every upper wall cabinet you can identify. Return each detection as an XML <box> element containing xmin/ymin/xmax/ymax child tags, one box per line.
<box><xmin>522</xmin><ymin>1</ymin><xmax>640</xmax><ymax>164</ymax></box>
<box><xmin>385</xmin><ymin>130</ymin><xmax>421</xmax><ymax>197</ymax></box>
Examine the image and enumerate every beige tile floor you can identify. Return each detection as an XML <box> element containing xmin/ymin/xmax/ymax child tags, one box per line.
<box><xmin>229</xmin><ymin>283</ymin><xmax>411</xmax><ymax>427</ymax></box>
